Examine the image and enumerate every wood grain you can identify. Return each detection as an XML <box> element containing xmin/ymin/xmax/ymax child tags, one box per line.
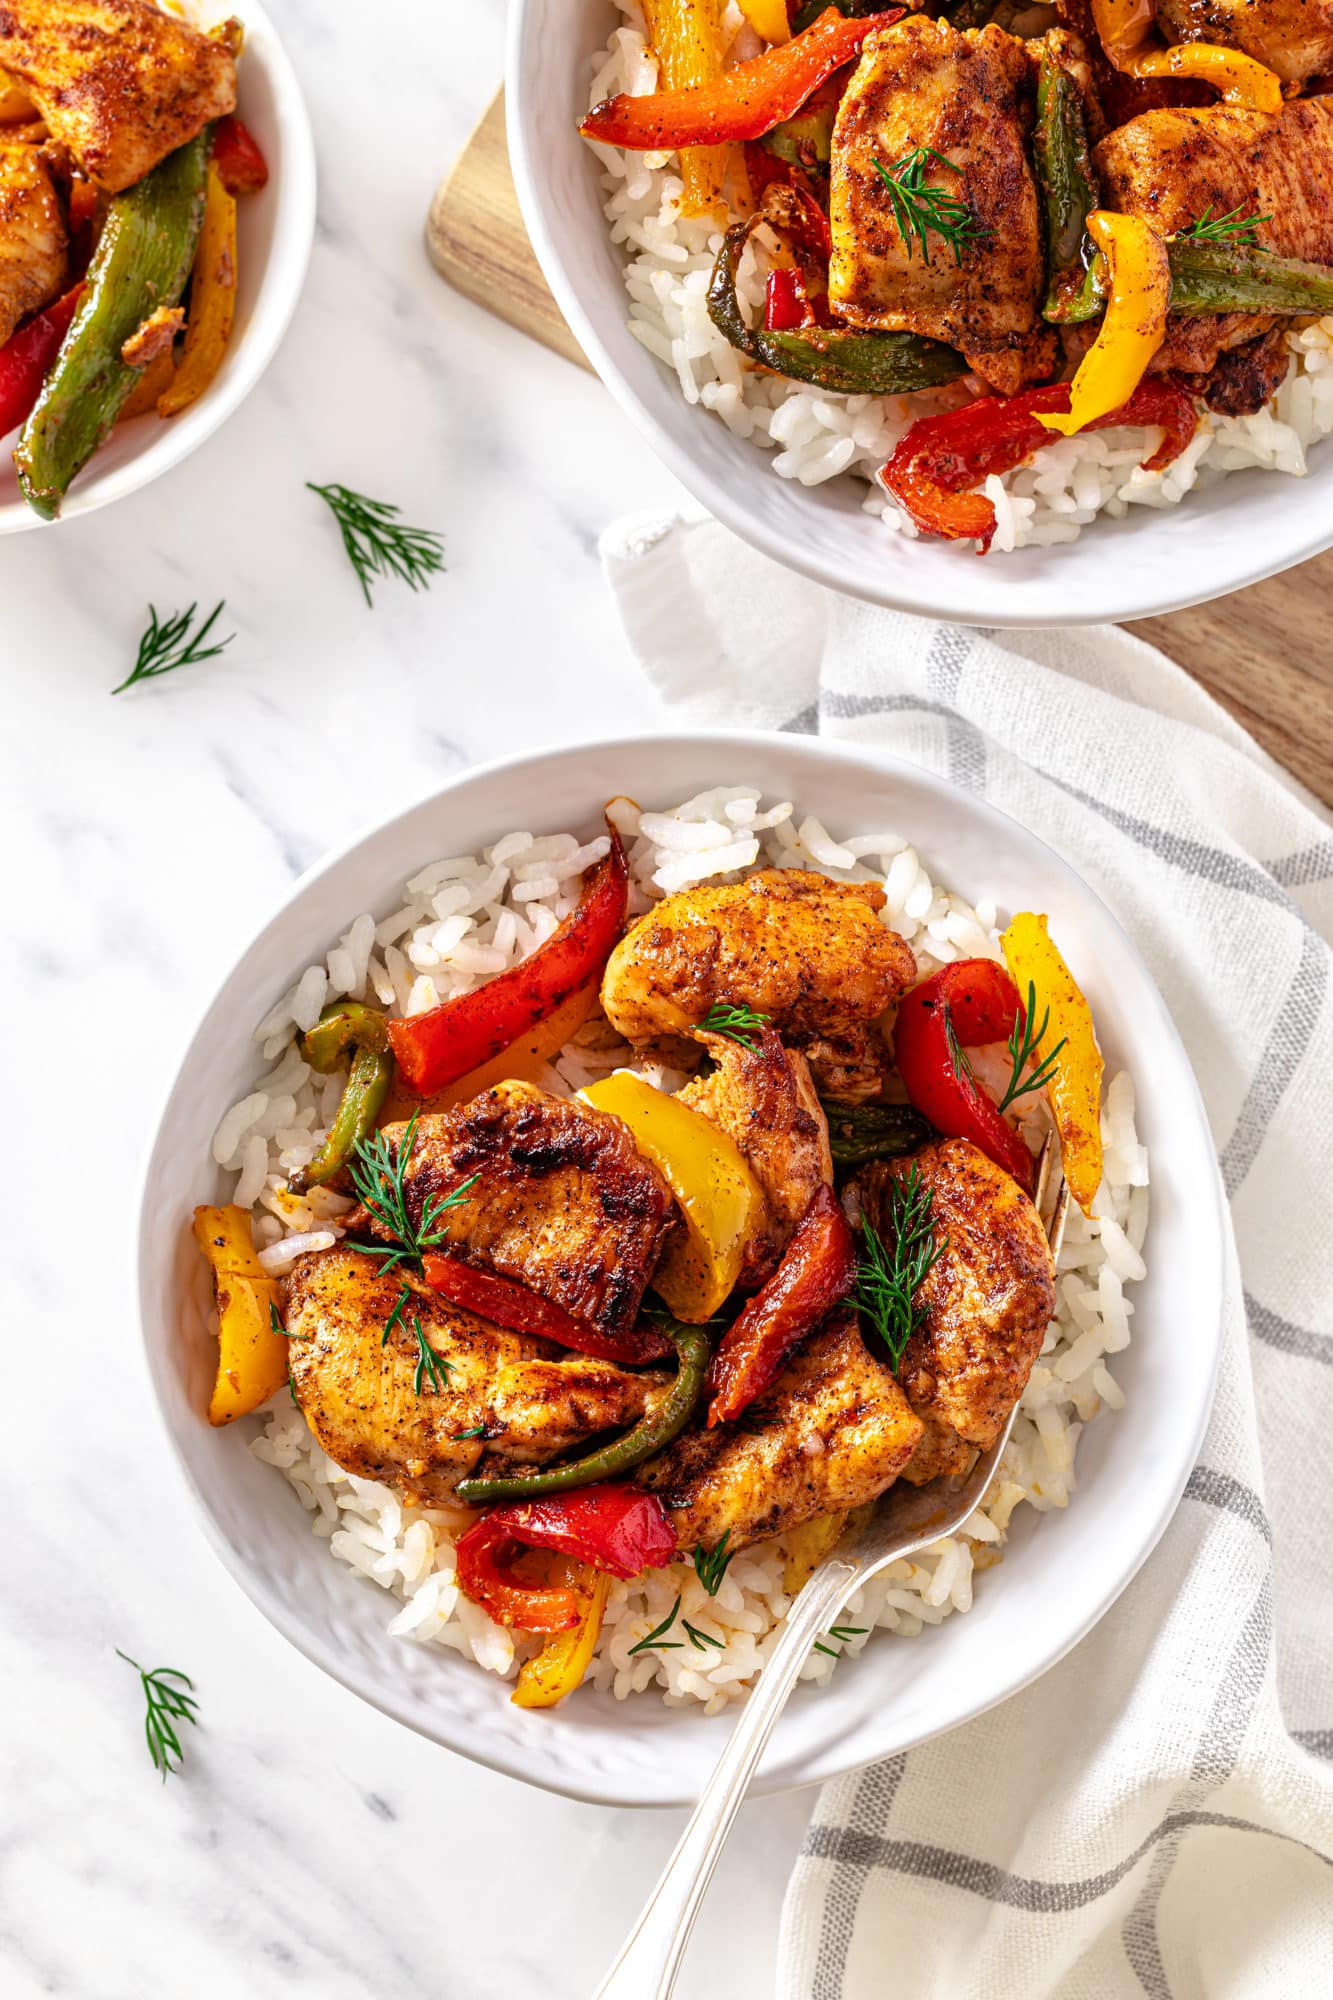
<box><xmin>430</xmin><ymin>88</ymin><xmax>1333</xmax><ymax>806</ymax></box>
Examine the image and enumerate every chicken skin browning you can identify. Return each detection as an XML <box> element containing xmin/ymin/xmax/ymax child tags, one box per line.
<box><xmin>377</xmin><ymin>1081</ymin><xmax>675</xmax><ymax>1341</ymax></box>
<box><xmin>639</xmin><ymin>1311</ymin><xmax>924</xmax><ymax>1552</ymax></box>
<box><xmin>678</xmin><ymin>1025</ymin><xmax>832</xmax><ymax>1286</ymax></box>
<box><xmin>286</xmin><ymin>1249</ymin><xmax>671</xmax><ymax>1504</ymax></box>
<box><xmin>1156</xmin><ymin>0</ymin><xmax>1333</xmax><ymax>84</ymax></box>
<box><xmin>601</xmin><ymin>869</ymin><xmax>916</xmax><ymax>1099</ymax></box>
<box><xmin>1095</xmin><ymin>99</ymin><xmax>1333</xmax><ymax>375</ymax></box>
<box><xmin>858</xmin><ymin>1139</ymin><xmax>1056</xmax><ymax>1483</ymax></box>
<box><xmin>0</xmin><ymin>0</ymin><xmax>237</xmax><ymax>193</ymax></box>
<box><xmin>829</xmin><ymin>18</ymin><xmax>1057</xmax><ymax>396</ymax></box>
<box><xmin>0</xmin><ymin>143</ymin><xmax>66</xmax><ymax>345</ymax></box>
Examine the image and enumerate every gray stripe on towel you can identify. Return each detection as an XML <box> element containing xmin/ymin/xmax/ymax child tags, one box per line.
<box><xmin>1245</xmin><ymin>1291</ymin><xmax>1332</xmax><ymax>1367</ymax></box>
<box><xmin>1219</xmin><ymin>930</ymin><xmax>1327</xmax><ymax>1195</ymax></box>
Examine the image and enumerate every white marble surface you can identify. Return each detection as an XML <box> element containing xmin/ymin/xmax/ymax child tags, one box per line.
<box><xmin>1</xmin><ymin>3</ymin><xmax>815</xmax><ymax>1993</ymax></box>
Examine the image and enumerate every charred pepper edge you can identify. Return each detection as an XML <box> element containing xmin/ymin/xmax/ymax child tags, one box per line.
<box><xmin>707</xmin><ymin>214</ymin><xmax>969</xmax><ymax>395</ymax></box>
<box><xmin>453</xmin><ymin>1316</ymin><xmax>711</xmax><ymax>1506</ymax></box>
<box><xmin>1046</xmin><ymin>237</ymin><xmax>1333</xmax><ymax>325</ymax></box>
<box><xmin>1034</xmin><ymin>48</ymin><xmax>1099</xmax><ymax>318</ymax></box>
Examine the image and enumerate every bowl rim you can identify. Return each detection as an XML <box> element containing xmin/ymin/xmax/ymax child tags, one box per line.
<box><xmin>136</xmin><ymin>729</ymin><xmax>1227</xmax><ymax>1806</ymax></box>
<box><xmin>0</xmin><ymin>0</ymin><xmax>317</xmax><ymax>537</ymax></box>
<box><xmin>505</xmin><ymin>0</ymin><xmax>1333</xmax><ymax>627</ymax></box>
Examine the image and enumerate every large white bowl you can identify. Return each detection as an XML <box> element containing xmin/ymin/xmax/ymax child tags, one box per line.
<box><xmin>138</xmin><ymin>734</ymin><xmax>1226</xmax><ymax>1807</ymax></box>
<box><xmin>0</xmin><ymin>0</ymin><xmax>315</xmax><ymax>534</ymax></box>
<box><xmin>509</xmin><ymin>0</ymin><xmax>1333</xmax><ymax>626</ymax></box>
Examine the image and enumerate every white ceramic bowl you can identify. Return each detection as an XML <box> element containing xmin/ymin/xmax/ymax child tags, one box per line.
<box><xmin>509</xmin><ymin>0</ymin><xmax>1333</xmax><ymax>626</ymax></box>
<box><xmin>0</xmin><ymin>0</ymin><xmax>315</xmax><ymax>534</ymax></box>
<box><xmin>138</xmin><ymin>733</ymin><xmax>1225</xmax><ymax>1807</ymax></box>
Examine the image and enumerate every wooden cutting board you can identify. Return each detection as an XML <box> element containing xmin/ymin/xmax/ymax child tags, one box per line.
<box><xmin>428</xmin><ymin>91</ymin><xmax>1333</xmax><ymax>808</ymax></box>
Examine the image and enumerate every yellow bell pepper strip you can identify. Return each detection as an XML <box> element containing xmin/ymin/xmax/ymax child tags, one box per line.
<box><xmin>512</xmin><ymin>1569</ymin><xmax>612</xmax><ymax>1709</ymax></box>
<box><xmin>117</xmin><ymin>343</ymin><xmax>176</xmax><ymax>421</ymax></box>
<box><xmin>1089</xmin><ymin>0</ymin><xmax>1157</xmax><ymax>66</ymax></box>
<box><xmin>579</xmin><ymin>1071</ymin><xmax>765</xmax><ymax>1321</ymax></box>
<box><xmin>376</xmin><ymin>978</ymin><xmax>599</xmax><ymax>1127</ymax></box>
<box><xmin>192</xmin><ymin>1205</ymin><xmax>287</xmax><ymax>1424</ymax></box>
<box><xmin>1036</xmin><ymin>211</ymin><xmax>1169</xmax><ymax>439</ymax></box>
<box><xmin>641</xmin><ymin>0</ymin><xmax>734</xmax><ymax>219</ymax></box>
<box><xmin>157</xmin><ymin>160</ymin><xmax>236</xmax><ymax>417</ymax></box>
<box><xmin>783</xmin><ymin>1511</ymin><xmax>848</xmax><ymax>1594</ymax></box>
<box><xmin>1126</xmin><ymin>43</ymin><xmax>1283</xmax><ymax>111</ymax></box>
<box><xmin>737</xmin><ymin>0</ymin><xmax>792</xmax><ymax>41</ymax></box>
<box><xmin>1000</xmin><ymin>913</ymin><xmax>1105</xmax><ymax>1216</ymax></box>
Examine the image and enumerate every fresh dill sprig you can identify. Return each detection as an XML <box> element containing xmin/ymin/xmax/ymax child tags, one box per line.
<box><xmin>116</xmin><ymin>1650</ymin><xmax>199</xmax><ymax>1781</ymax></box>
<box><xmin>307</xmin><ymin>482</ymin><xmax>445</xmax><ymax>607</ymax></box>
<box><xmin>346</xmin><ymin>1114</ymin><xmax>477</xmax><ymax>1275</ymax></box>
<box><xmin>412</xmin><ymin>1316</ymin><xmax>451</xmax><ymax>1396</ymax></box>
<box><xmin>112</xmin><ymin>601</ymin><xmax>233</xmax><ymax>695</ymax></box>
<box><xmin>856</xmin><ymin>1165</ymin><xmax>946</xmax><ymax>1370</ymax></box>
<box><xmin>693</xmin><ymin>1533</ymin><xmax>733</xmax><ymax>1596</ymax></box>
<box><xmin>381</xmin><ymin>1284</ymin><xmax>414</xmax><ymax>1345</ymax></box>
<box><xmin>451</xmin><ymin>1423</ymin><xmax>488</xmax><ymax>1441</ymax></box>
<box><xmin>874</xmin><ymin>148</ymin><xmax>990</xmax><ymax>267</ymax></box>
<box><xmin>812</xmin><ymin>1624</ymin><xmax>868</xmax><ymax>1660</ymax></box>
<box><xmin>996</xmin><ymin>981</ymin><xmax>1066</xmax><ymax>1114</ymax></box>
<box><xmin>1181</xmin><ymin>203</ymin><xmax>1271</xmax><ymax>246</ymax></box>
<box><xmin>628</xmin><ymin>1596</ymin><xmax>685</xmax><ymax>1655</ymax></box>
<box><xmin>943</xmin><ymin>1003</ymin><xmax>977</xmax><ymax>1089</ymax></box>
<box><xmin>270</xmin><ymin>1303</ymin><xmax>309</xmax><ymax>1340</ymax></box>
<box><xmin>699</xmin><ymin>1002</ymin><xmax>771</xmax><ymax>1050</ymax></box>
<box><xmin>682</xmin><ymin>1618</ymin><xmax>725</xmax><ymax>1652</ymax></box>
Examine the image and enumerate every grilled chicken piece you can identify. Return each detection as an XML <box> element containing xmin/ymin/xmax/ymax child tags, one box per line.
<box><xmin>858</xmin><ymin>1139</ymin><xmax>1055</xmax><ymax>1483</ymax></box>
<box><xmin>376</xmin><ymin>1081</ymin><xmax>675</xmax><ymax>1342</ymax></box>
<box><xmin>639</xmin><ymin>1311</ymin><xmax>923</xmax><ymax>1552</ymax></box>
<box><xmin>601</xmin><ymin>869</ymin><xmax>915</xmax><ymax>1098</ymax></box>
<box><xmin>829</xmin><ymin>18</ymin><xmax>1057</xmax><ymax>396</ymax></box>
<box><xmin>0</xmin><ymin>0</ymin><xmax>237</xmax><ymax>193</ymax></box>
<box><xmin>1095</xmin><ymin>98</ymin><xmax>1333</xmax><ymax>375</ymax></box>
<box><xmin>1186</xmin><ymin>323</ymin><xmax>1292</xmax><ymax>416</ymax></box>
<box><xmin>0</xmin><ymin>143</ymin><xmax>66</xmax><ymax>345</ymax></box>
<box><xmin>286</xmin><ymin>1248</ymin><xmax>671</xmax><ymax>1504</ymax></box>
<box><xmin>679</xmin><ymin>1025</ymin><xmax>831</xmax><ymax>1286</ymax></box>
<box><xmin>1156</xmin><ymin>0</ymin><xmax>1333</xmax><ymax>84</ymax></box>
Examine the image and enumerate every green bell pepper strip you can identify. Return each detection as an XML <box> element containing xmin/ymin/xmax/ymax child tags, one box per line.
<box><xmin>15</xmin><ymin>132</ymin><xmax>211</xmax><ymax>520</ymax></box>
<box><xmin>299</xmin><ymin>1000</ymin><xmax>390</xmax><ymax>1075</ymax></box>
<box><xmin>288</xmin><ymin>1001</ymin><xmax>394</xmax><ymax>1195</ymax></box>
<box><xmin>821</xmin><ymin>1099</ymin><xmax>935</xmax><ymax>1169</ymax></box>
<box><xmin>708</xmin><ymin>215</ymin><xmax>968</xmax><ymax>395</ymax></box>
<box><xmin>1034</xmin><ymin>49</ymin><xmax>1099</xmax><ymax>320</ymax></box>
<box><xmin>454</xmin><ymin>1316</ymin><xmax>711</xmax><ymax>1506</ymax></box>
<box><xmin>1047</xmin><ymin>235</ymin><xmax>1333</xmax><ymax>324</ymax></box>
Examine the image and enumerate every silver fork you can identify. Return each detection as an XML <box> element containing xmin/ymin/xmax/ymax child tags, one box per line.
<box><xmin>595</xmin><ymin>1144</ymin><xmax>1069</xmax><ymax>2000</ymax></box>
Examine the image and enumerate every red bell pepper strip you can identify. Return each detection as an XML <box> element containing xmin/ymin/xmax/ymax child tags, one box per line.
<box><xmin>892</xmin><ymin>961</ymin><xmax>1036</xmax><ymax>1192</ymax></box>
<box><xmin>422</xmin><ymin>1252</ymin><xmax>673</xmax><ymax>1366</ymax></box>
<box><xmin>212</xmin><ymin>114</ymin><xmax>270</xmax><ymax>196</ymax></box>
<box><xmin>706</xmin><ymin>1183</ymin><xmax>857</xmax><ymax>1426</ymax></box>
<box><xmin>387</xmin><ymin>818</ymin><xmax>628</xmax><ymax>1097</ymax></box>
<box><xmin>580</xmin><ymin>8</ymin><xmax>902</xmax><ymax>150</ymax></box>
<box><xmin>765</xmin><ymin>268</ymin><xmax>817</xmax><ymax>331</ymax></box>
<box><xmin>879</xmin><ymin>378</ymin><xmax>1198</xmax><ymax>554</ymax></box>
<box><xmin>456</xmin><ymin>1485</ymin><xmax>677</xmax><ymax>1629</ymax></box>
<box><xmin>0</xmin><ymin>285</ymin><xmax>84</xmax><ymax>439</ymax></box>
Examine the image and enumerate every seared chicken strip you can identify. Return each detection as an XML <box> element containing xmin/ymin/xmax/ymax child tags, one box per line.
<box><xmin>857</xmin><ymin>1139</ymin><xmax>1056</xmax><ymax>1484</ymax></box>
<box><xmin>602</xmin><ymin>869</ymin><xmax>915</xmax><ymax>1099</ymax></box>
<box><xmin>0</xmin><ymin>144</ymin><xmax>66</xmax><ymax>346</ymax></box>
<box><xmin>376</xmin><ymin>1081</ymin><xmax>675</xmax><ymax>1342</ymax></box>
<box><xmin>286</xmin><ymin>1249</ymin><xmax>671</xmax><ymax>1504</ymax></box>
<box><xmin>679</xmin><ymin>1025</ymin><xmax>831</xmax><ymax>1285</ymax></box>
<box><xmin>639</xmin><ymin>1311</ymin><xmax>923</xmax><ymax>1552</ymax></box>
<box><xmin>1096</xmin><ymin>99</ymin><xmax>1333</xmax><ymax>375</ymax></box>
<box><xmin>1157</xmin><ymin>0</ymin><xmax>1333</xmax><ymax>84</ymax></box>
<box><xmin>829</xmin><ymin>18</ymin><xmax>1057</xmax><ymax>396</ymax></box>
<box><xmin>0</xmin><ymin>0</ymin><xmax>237</xmax><ymax>193</ymax></box>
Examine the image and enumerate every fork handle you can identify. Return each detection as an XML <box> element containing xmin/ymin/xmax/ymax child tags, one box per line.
<box><xmin>593</xmin><ymin>1554</ymin><xmax>862</xmax><ymax>2000</ymax></box>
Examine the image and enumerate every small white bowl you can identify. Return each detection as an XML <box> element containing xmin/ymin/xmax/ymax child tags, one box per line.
<box><xmin>0</xmin><ymin>0</ymin><xmax>315</xmax><ymax>534</ymax></box>
<box><xmin>509</xmin><ymin>0</ymin><xmax>1333</xmax><ymax>626</ymax></box>
<box><xmin>138</xmin><ymin>734</ymin><xmax>1226</xmax><ymax>1807</ymax></box>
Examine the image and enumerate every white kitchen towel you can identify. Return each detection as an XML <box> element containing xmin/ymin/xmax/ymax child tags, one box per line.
<box><xmin>601</xmin><ymin>511</ymin><xmax>1333</xmax><ymax>2000</ymax></box>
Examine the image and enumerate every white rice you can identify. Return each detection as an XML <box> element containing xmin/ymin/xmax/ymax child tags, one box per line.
<box><xmin>586</xmin><ymin>3</ymin><xmax>1333</xmax><ymax>552</ymax></box>
<box><xmin>229</xmin><ymin>784</ymin><xmax>1148</xmax><ymax>1711</ymax></box>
